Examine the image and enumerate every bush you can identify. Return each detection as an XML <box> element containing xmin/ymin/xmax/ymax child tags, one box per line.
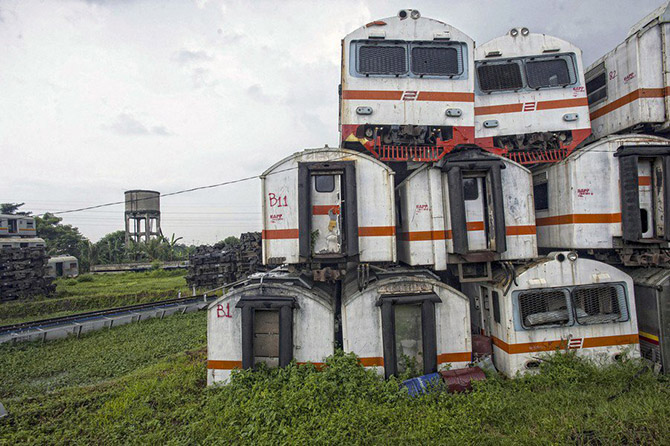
<box><xmin>76</xmin><ymin>274</ymin><xmax>94</xmax><ymax>283</ymax></box>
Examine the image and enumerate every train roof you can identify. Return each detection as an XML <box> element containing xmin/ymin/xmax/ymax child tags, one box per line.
<box><xmin>476</xmin><ymin>30</ymin><xmax>581</xmax><ymax>60</ymax></box>
<box><xmin>490</xmin><ymin>252</ymin><xmax>631</xmax><ymax>289</ymax></box>
<box><xmin>342</xmin><ymin>10</ymin><xmax>474</xmax><ymax>44</ymax></box>
<box><xmin>626</xmin><ymin>267</ymin><xmax>670</xmax><ymax>288</ymax></box>
<box><xmin>260</xmin><ymin>146</ymin><xmax>395</xmax><ymax>177</ymax></box>
<box><xmin>536</xmin><ymin>134</ymin><xmax>670</xmax><ymax>167</ymax></box>
<box><xmin>0</xmin><ymin>214</ymin><xmax>34</xmax><ymax>219</ymax></box>
<box><xmin>628</xmin><ymin>1</ymin><xmax>670</xmax><ymax>37</ymax></box>
<box><xmin>48</xmin><ymin>255</ymin><xmax>78</xmax><ymax>262</ymax></box>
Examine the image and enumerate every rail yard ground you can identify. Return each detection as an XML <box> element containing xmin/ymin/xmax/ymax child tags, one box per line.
<box><xmin>0</xmin><ymin>272</ymin><xmax>669</xmax><ymax>445</ymax></box>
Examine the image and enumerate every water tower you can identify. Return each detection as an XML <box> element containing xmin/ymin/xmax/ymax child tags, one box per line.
<box><xmin>124</xmin><ymin>190</ymin><xmax>162</xmax><ymax>245</ymax></box>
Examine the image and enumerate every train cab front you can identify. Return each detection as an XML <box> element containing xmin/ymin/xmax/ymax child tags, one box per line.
<box><xmin>339</xmin><ymin>10</ymin><xmax>476</xmax><ymax>163</ymax></box>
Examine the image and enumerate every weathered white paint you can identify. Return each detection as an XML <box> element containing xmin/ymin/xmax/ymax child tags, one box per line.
<box><xmin>340</xmin><ymin>11</ymin><xmax>475</xmax><ymax>145</ymax></box>
<box><xmin>587</xmin><ymin>2</ymin><xmax>670</xmax><ymax>139</ymax></box>
<box><xmin>471</xmin><ymin>254</ymin><xmax>639</xmax><ymax>377</ymax></box>
<box><xmin>0</xmin><ymin>214</ymin><xmax>37</xmax><ymax>237</ymax></box>
<box><xmin>260</xmin><ymin>147</ymin><xmax>396</xmax><ymax>264</ymax></box>
<box><xmin>341</xmin><ymin>273</ymin><xmax>472</xmax><ymax>374</ymax></box>
<box><xmin>475</xmin><ymin>31</ymin><xmax>590</xmax><ymax>144</ymax></box>
<box><xmin>534</xmin><ymin>134</ymin><xmax>670</xmax><ymax>250</ymax></box>
<box><xmin>207</xmin><ymin>281</ymin><xmax>334</xmax><ymax>386</ymax></box>
<box><xmin>396</xmin><ymin>154</ymin><xmax>536</xmax><ymax>268</ymax></box>
<box><xmin>46</xmin><ymin>255</ymin><xmax>79</xmax><ymax>278</ymax></box>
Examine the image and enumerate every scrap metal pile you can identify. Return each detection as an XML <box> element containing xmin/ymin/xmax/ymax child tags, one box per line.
<box><xmin>0</xmin><ymin>214</ymin><xmax>55</xmax><ymax>302</ymax></box>
<box><xmin>0</xmin><ymin>247</ymin><xmax>55</xmax><ymax>302</ymax></box>
<box><xmin>186</xmin><ymin>232</ymin><xmax>263</xmax><ymax>289</ymax></box>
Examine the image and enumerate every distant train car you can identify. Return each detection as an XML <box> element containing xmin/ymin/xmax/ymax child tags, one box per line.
<box><xmin>341</xmin><ymin>269</ymin><xmax>471</xmax><ymax>378</ymax></box>
<box><xmin>260</xmin><ymin>147</ymin><xmax>396</xmax><ymax>269</ymax></box>
<box><xmin>626</xmin><ymin>267</ymin><xmax>670</xmax><ymax>373</ymax></box>
<box><xmin>0</xmin><ymin>214</ymin><xmax>37</xmax><ymax>237</ymax></box>
<box><xmin>533</xmin><ymin>134</ymin><xmax>670</xmax><ymax>266</ymax></box>
<box><xmin>474</xmin><ymin>28</ymin><xmax>591</xmax><ymax>165</ymax></box>
<box><xmin>46</xmin><ymin>255</ymin><xmax>79</xmax><ymax>278</ymax></box>
<box><xmin>340</xmin><ymin>9</ymin><xmax>475</xmax><ymax>162</ymax></box>
<box><xmin>207</xmin><ymin>273</ymin><xmax>334</xmax><ymax>385</ymax></box>
<box><xmin>586</xmin><ymin>2</ymin><xmax>670</xmax><ymax>140</ymax></box>
<box><xmin>472</xmin><ymin>252</ymin><xmax>639</xmax><ymax>377</ymax></box>
<box><xmin>396</xmin><ymin>147</ymin><xmax>537</xmax><ymax>281</ymax></box>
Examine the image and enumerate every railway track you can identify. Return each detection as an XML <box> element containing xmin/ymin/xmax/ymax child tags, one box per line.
<box><xmin>0</xmin><ymin>294</ymin><xmax>217</xmax><ymax>341</ymax></box>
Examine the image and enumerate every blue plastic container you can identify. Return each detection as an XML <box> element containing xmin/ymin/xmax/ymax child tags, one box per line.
<box><xmin>401</xmin><ymin>373</ymin><xmax>441</xmax><ymax>397</ymax></box>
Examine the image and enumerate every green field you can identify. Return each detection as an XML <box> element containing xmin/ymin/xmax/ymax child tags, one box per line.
<box><xmin>1</xmin><ymin>274</ymin><xmax>670</xmax><ymax>444</ymax></box>
<box><xmin>0</xmin><ymin>270</ymin><xmax>189</xmax><ymax>325</ymax></box>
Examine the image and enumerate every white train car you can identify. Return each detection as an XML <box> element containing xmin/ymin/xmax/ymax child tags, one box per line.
<box><xmin>474</xmin><ymin>28</ymin><xmax>591</xmax><ymax>165</ymax></box>
<box><xmin>341</xmin><ymin>270</ymin><xmax>471</xmax><ymax>378</ymax></box>
<box><xmin>533</xmin><ymin>134</ymin><xmax>670</xmax><ymax>266</ymax></box>
<box><xmin>260</xmin><ymin>147</ymin><xmax>396</xmax><ymax>267</ymax></box>
<box><xmin>340</xmin><ymin>9</ymin><xmax>476</xmax><ymax>162</ymax></box>
<box><xmin>586</xmin><ymin>2</ymin><xmax>670</xmax><ymax>140</ymax></box>
<box><xmin>46</xmin><ymin>255</ymin><xmax>79</xmax><ymax>278</ymax></box>
<box><xmin>396</xmin><ymin>147</ymin><xmax>537</xmax><ymax>281</ymax></box>
<box><xmin>473</xmin><ymin>252</ymin><xmax>639</xmax><ymax>377</ymax></box>
<box><xmin>0</xmin><ymin>214</ymin><xmax>38</xmax><ymax>237</ymax></box>
<box><xmin>0</xmin><ymin>237</ymin><xmax>45</xmax><ymax>249</ymax></box>
<box><xmin>207</xmin><ymin>273</ymin><xmax>334</xmax><ymax>385</ymax></box>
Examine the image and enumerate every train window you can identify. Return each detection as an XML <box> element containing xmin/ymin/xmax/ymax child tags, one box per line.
<box><xmin>492</xmin><ymin>291</ymin><xmax>501</xmax><ymax>324</ymax></box>
<box><xmin>517</xmin><ymin>288</ymin><xmax>571</xmax><ymax>329</ymax></box>
<box><xmin>526</xmin><ymin>58</ymin><xmax>572</xmax><ymax>89</ymax></box>
<box><xmin>463</xmin><ymin>178</ymin><xmax>479</xmax><ymax>201</ymax></box>
<box><xmin>477</xmin><ymin>62</ymin><xmax>523</xmax><ymax>92</ymax></box>
<box><xmin>358</xmin><ymin>45</ymin><xmax>407</xmax><ymax>75</ymax></box>
<box><xmin>572</xmin><ymin>284</ymin><xmax>628</xmax><ymax>325</ymax></box>
<box><xmin>314</xmin><ymin>175</ymin><xmax>335</xmax><ymax>193</ymax></box>
<box><xmin>586</xmin><ymin>64</ymin><xmax>607</xmax><ymax>105</ymax></box>
<box><xmin>533</xmin><ymin>182</ymin><xmax>548</xmax><ymax>211</ymax></box>
<box><xmin>411</xmin><ymin>46</ymin><xmax>460</xmax><ymax>76</ymax></box>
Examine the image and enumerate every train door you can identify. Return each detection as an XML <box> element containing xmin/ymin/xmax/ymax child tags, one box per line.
<box><xmin>463</xmin><ymin>175</ymin><xmax>489</xmax><ymax>251</ymax></box>
<box><xmin>298</xmin><ymin>161</ymin><xmax>358</xmax><ymax>262</ymax></box>
<box><xmin>638</xmin><ymin>159</ymin><xmax>654</xmax><ymax>239</ymax></box>
<box><xmin>56</xmin><ymin>262</ymin><xmax>63</xmax><ymax>277</ymax></box>
<box><xmin>310</xmin><ymin>173</ymin><xmax>343</xmax><ymax>255</ymax></box>
<box><xmin>653</xmin><ymin>157</ymin><xmax>666</xmax><ymax>239</ymax></box>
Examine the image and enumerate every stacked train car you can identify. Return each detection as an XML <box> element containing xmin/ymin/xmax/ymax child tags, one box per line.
<box><xmin>207</xmin><ymin>5</ymin><xmax>670</xmax><ymax>384</ymax></box>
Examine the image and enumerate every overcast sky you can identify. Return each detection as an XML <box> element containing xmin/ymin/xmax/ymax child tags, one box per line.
<box><xmin>0</xmin><ymin>0</ymin><xmax>664</xmax><ymax>244</ymax></box>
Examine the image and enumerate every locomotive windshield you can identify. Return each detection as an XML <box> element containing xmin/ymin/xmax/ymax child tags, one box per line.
<box><xmin>477</xmin><ymin>62</ymin><xmax>523</xmax><ymax>92</ymax></box>
<box><xmin>353</xmin><ymin>40</ymin><xmax>465</xmax><ymax>77</ymax></box>
<box><xmin>476</xmin><ymin>53</ymin><xmax>577</xmax><ymax>93</ymax></box>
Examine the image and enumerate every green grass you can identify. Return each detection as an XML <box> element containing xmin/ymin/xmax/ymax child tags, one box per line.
<box><xmin>1</xmin><ymin>308</ymin><xmax>669</xmax><ymax>445</ymax></box>
<box><xmin>0</xmin><ymin>270</ymin><xmax>190</xmax><ymax>324</ymax></box>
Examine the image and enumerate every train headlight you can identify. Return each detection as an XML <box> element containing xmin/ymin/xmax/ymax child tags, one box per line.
<box><xmin>410</xmin><ymin>10</ymin><xmax>421</xmax><ymax>19</ymax></box>
<box><xmin>398</xmin><ymin>9</ymin><xmax>408</xmax><ymax>19</ymax></box>
<box><xmin>521</xmin><ymin>27</ymin><xmax>530</xmax><ymax>36</ymax></box>
<box><xmin>510</xmin><ymin>28</ymin><xmax>519</xmax><ymax>37</ymax></box>
<box><xmin>567</xmin><ymin>251</ymin><xmax>578</xmax><ymax>262</ymax></box>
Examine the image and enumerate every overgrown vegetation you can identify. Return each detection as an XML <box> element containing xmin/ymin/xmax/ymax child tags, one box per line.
<box><xmin>0</xmin><ymin>270</ymin><xmax>188</xmax><ymax>324</ymax></box>
<box><xmin>1</xmin><ymin>308</ymin><xmax>669</xmax><ymax>444</ymax></box>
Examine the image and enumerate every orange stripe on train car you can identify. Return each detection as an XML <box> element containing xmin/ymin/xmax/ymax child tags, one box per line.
<box><xmin>475</xmin><ymin>97</ymin><xmax>588</xmax><ymax>116</ymax></box>
<box><xmin>536</xmin><ymin>213</ymin><xmax>622</xmax><ymax>226</ymax></box>
<box><xmin>399</xmin><ymin>225</ymin><xmax>536</xmax><ymax>241</ymax></box>
<box><xmin>312</xmin><ymin>205</ymin><xmax>340</xmax><ymax>215</ymax></box>
<box><xmin>207</xmin><ymin>360</ymin><xmax>243</xmax><ymax>370</ymax></box>
<box><xmin>638</xmin><ymin>176</ymin><xmax>652</xmax><ymax>186</ymax></box>
<box><xmin>491</xmin><ymin>333</ymin><xmax>638</xmax><ymax>354</ymax></box>
<box><xmin>590</xmin><ymin>87</ymin><xmax>666</xmax><ymax>120</ymax></box>
<box><xmin>341</xmin><ymin>90</ymin><xmax>474</xmax><ymax>102</ymax></box>
<box><xmin>358</xmin><ymin>356</ymin><xmax>385</xmax><ymax>367</ymax></box>
<box><xmin>358</xmin><ymin>226</ymin><xmax>395</xmax><ymax>237</ymax></box>
<box><xmin>437</xmin><ymin>352</ymin><xmax>472</xmax><ymax>363</ymax></box>
<box><xmin>262</xmin><ymin>229</ymin><xmax>299</xmax><ymax>239</ymax></box>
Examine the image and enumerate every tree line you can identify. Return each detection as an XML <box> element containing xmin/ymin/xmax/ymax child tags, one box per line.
<box><xmin>1</xmin><ymin>203</ymin><xmax>240</xmax><ymax>272</ymax></box>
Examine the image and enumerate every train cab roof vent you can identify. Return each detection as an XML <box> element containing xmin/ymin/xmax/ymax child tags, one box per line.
<box><xmin>367</xmin><ymin>30</ymin><xmax>386</xmax><ymax>39</ymax></box>
<box><xmin>433</xmin><ymin>31</ymin><xmax>451</xmax><ymax>40</ymax></box>
<box><xmin>485</xmin><ymin>50</ymin><xmax>502</xmax><ymax>58</ymax></box>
